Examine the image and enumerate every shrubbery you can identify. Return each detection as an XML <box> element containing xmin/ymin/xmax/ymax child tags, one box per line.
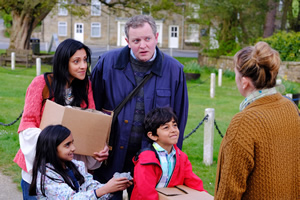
<box><xmin>258</xmin><ymin>31</ymin><xmax>300</xmax><ymax>62</ymax></box>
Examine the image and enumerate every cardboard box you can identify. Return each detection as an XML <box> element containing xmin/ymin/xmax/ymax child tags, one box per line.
<box><xmin>40</xmin><ymin>100</ymin><xmax>113</xmax><ymax>156</ymax></box>
<box><xmin>156</xmin><ymin>185</ymin><xmax>214</xmax><ymax>200</ymax></box>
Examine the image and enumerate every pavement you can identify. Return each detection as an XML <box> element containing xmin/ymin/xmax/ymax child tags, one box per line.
<box><xmin>0</xmin><ymin>172</ymin><xmax>22</xmax><ymax>199</ymax></box>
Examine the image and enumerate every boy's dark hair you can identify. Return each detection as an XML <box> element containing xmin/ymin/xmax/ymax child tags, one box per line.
<box><xmin>144</xmin><ymin>107</ymin><xmax>178</xmax><ymax>143</ymax></box>
<box><xmin>29</xmin><ymin>125</ymin><xmax>84</xmax><ymax>196</ymax></box>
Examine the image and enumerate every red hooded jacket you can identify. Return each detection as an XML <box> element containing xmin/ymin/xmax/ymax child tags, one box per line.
<box><xmin>131</xmin><ymin>145</ymin><xmax>206</xmax><ymax>200</ymax></box>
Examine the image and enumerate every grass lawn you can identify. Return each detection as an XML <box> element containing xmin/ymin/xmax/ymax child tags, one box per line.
<box><xmin>0</xmin><ymin>58</ymin><xmax>243</xmax><ymax>195</ymax></box>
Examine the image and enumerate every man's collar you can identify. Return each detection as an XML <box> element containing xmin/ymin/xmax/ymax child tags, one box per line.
<box><xmin>130</xmin><ymin>49</ymin><xmax>157</xmax><ymax>62</ymax></box>
<box><xmin>114</xmin><ymin>46</ymin><xmax>163</xmax><ymax>77</ymax></box>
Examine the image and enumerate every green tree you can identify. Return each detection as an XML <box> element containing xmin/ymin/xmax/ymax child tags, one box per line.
<box><xmin>187</xmin><ymin>0</ymin><xmax>270</xmax><ymax>56</ymax></box>
<box><xmin>0</xmin><ymin>0</ymin><xmax>57</xmax><ymax>49</ymax></box>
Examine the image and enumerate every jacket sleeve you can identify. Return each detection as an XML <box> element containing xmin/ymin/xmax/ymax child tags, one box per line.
<box><xmin>214</xmin><ymin>138</ymin><xmax>254</xmax><ymax>199</ymax></box>
<box><xmin>133</xmin><ymin>162</ymin><xmax>160</xmax><ymax>200</ymax></box>
<box><xmin>90</xmin><ymin>57</ymin><xmax>105</xmax><ymax>111</ymax></box>
<box><xmin>37</xmin><ymin>161</ymin><xmax>110</xmax><ymax>200</ymax></box>
<box><xmin>183</xmin><ymin>155</ymin><xmax>207</xmax><ymax>192</ymax></box>
<box><xmin>174</xmin><ymin>67</ymin><xmax>189</xmax><ymax>149</ymax></box>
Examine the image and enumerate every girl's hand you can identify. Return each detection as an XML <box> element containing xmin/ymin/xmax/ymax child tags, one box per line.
<box><xmin>93</xmin><ymin>144</ymin><xmax>109</xmax><ymax>162</ymax></box>
<box><xmin>96</xmin><ymin>177</ymin><xmax>132</xmax><ymax>197</ymax></box>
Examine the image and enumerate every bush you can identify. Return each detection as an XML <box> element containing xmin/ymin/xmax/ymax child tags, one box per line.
<box><xmin>223</xmin><ymin>69</ymin><xmax>235</xmax><ymax>80</ymax></box>
<box><xmin>281</xmin><ymin>76</ymin><xmax>300</xmax><ymax>94</ymax></box>
<box><xmin>183</xmin><ymin>60</ymin><xmax>202</xmax><ymax>74</ymax></box>
<box><xmin>258</xmin><ymin>31</ymin><xmax>300</xmax><ymax>61</ymax></box>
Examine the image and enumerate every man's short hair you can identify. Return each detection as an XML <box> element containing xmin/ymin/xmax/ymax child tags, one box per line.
<box><xmin>125</xmin><ymin>15</ymin><xmax>157</xmax><ymax>39</ymax></box>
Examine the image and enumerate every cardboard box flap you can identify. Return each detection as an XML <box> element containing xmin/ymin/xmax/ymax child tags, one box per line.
<box><xmin>40</xmin><ymin>100</ymin><xmax>65</xmax><ymax>127</ymax></box>
<box><xmin>157</xmin><ymin>187</ymin><xmax>187</xmax><ymax>196</ymax></box>
<box><xmin>40</xmin><ymin>100</ymin><xmax>112</xmax><ymax>156</ymax></box>
<box><xmin>157</xmin><ymin>185</ymin><xmax>214</xmax><ymax>200</ymax></box>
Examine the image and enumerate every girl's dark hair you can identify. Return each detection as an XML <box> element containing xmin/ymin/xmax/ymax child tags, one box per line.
<box><xmin>144</xmin><ymin>107</ymin><xmax>178</xmax><ymax>143</ymax></box>
<box><xmin>52</xmin><ymin>38</ymin><xmax>91</xmax><ymax>108</ymax></box>
<box><xmin>29</xmin><ymin>125</ymin><xmax>84</xmax><ymax>196</ymax></box>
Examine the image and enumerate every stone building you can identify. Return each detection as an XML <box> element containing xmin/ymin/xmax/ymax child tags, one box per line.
<box><xmin>37</xmin><ymin>0</ymin><xmax>202</xmax><ymax>50</ymax></box>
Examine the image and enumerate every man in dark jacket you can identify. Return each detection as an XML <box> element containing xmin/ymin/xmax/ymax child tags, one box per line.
<box><xmin>90</xmin><ymin>15</ymin><xmax>189</xmax><ymax>200</ymax></box>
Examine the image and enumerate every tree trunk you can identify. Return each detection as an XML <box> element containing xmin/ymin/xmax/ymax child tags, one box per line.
<box><xmin>8</xmin><ymin>1</ymin><xmax>55</xmax><ymax>50</ymax></box>
<box><xmin>281</xmin><ymin>0</ymin><xmax>293</xmax><ymax>30</ymax></box>
<box><xmin>9</xmin><ymin>11</ymin><xmax>35</xmax><ymax>50</ymax></box>
<box><xmin>289</xmin><ymin>0</ymin><xmax>300</xmax><ymax>31</ymax></box>
<box><xmin>263</xmin><ymin>0</ymin><xmax>278</xmax><ymax>38</ymax></box>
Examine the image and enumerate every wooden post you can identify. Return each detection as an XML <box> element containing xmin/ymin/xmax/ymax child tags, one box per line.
<box><xmin>11</xmin><ymin>52</ymin><xmax>15</xmax><ymax>70</ymax></box>
<box><xmin>210</xmin><ymin>73</ymin><xmax>216</xmax><ymax>98</ymax></box>
<box><xmin>204</xmin><ymin>108</ymin><xmax>215</xmax><ymax>166</ymax></box>
<box><xmin>276</xmin><ymin>79</ymin><xmax>282</xmax><ymax>85</ymax></box>
<box><xmin>36</xmin><ymin>58</ymin><xmax>41</xmax><ymax>76</ymax></box>
<box><xmin>218</xmin><ymin>69</ymin><xmax>222</xmax><ymax>87</ymax></box>
<box><xmin>286</xmin><ymin>93</ymin><xmax>293</xmax><ymax>99</ymax></box>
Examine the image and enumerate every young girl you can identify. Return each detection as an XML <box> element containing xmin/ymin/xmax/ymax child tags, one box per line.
<box><xmin>29</xmin><ymin>125</ymin><xmax>131</xmax><ymax>199</ymax></box>
<box><xmin>14</xmin><ymin>38</ymin><xmax>108</xmax><ymax>199</ymax></box>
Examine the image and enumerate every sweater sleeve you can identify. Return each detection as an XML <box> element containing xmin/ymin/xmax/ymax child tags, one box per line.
<box><xmin>214</xmin><ymin>137</ymin><xmax>254</xmax><ymax>199</ymax></box>
<box><xmin>18</xmin><ymin>75</ymin><xmax>45</xmax><ymax>133</ymax></box>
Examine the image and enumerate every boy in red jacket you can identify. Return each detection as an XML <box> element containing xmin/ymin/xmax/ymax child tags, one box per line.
<box><xmin>131</xmin><ymin>107</ymin><xmax>206</xmax><ymax>200</ymax></box>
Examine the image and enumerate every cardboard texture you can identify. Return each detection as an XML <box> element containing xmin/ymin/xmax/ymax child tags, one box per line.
<box><xmin>40</xmin><ymin>100</ymin><xmax>112</xmax><ymax>156</ymax></box>
<box><xmin>156</xmin><ymin>185</ymin><xmax>214</xmax><ymax>200</ymax></box>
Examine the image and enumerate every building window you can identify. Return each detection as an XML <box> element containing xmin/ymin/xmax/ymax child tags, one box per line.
<box><xmin>186</xmin><ymin>24</ymin><xmax>200</xmax><ymax>43</ymax></box>
<box><xmin>58</xmin><ymin>0</ymin><xmax>68</xmax><ymax>16</ymax></box>
<box><xmin>91</xmin><ymin>22</ymin><xmax>101</xmax><ymax>37</ymax></box>
<box><xmin>91</xmin><ymin>0</ymin><xmax>101</xmax><ymax>16</ymax></box>
<box><xmin>58</xmin><ymin>22</ymin><xmax>67</xmax><ymax>36</ymax></box>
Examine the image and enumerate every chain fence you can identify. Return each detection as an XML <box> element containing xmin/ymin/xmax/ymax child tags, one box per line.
<box><xmin>183</xmin><ymin>114</ymin><xmax>224</xmax><ymax>140</ymax></box>
<box><xmin>0</xmin><ymin>110</ymin><xmax>23</xmax><ymax>126</ymax></box>
<box><xmin>2</xmin><ymin>109</ymin><xmax>225</xmax><ymax>139</ymax></box>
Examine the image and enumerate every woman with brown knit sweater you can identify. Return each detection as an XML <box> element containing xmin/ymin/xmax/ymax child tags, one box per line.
<box><xmin>215</xmin><ymin>42</ymin><xmax>300</xmax><ymax>199</ymax></box>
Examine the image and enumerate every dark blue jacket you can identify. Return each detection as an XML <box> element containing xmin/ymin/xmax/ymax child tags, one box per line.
<box><xmin>90</xmin><ymin>46</ymin><xmax>188</xmax><ymax>181</ymax></box>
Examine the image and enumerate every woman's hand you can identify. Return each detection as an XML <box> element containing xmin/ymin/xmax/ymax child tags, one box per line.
<box><xmin>93</xmin><ymin>144</ymin><xmax>109</xmax><ymax>162</ymax></box>
<box><xmin>96</xmin><ymin>177</ymin><xmax>132</xmax><ymax>197</ymax></box>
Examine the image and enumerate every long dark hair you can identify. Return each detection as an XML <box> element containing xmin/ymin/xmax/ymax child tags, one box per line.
<box><xmin>29</xmin><ymin>125</ymin><xmax>84</xmax><ymax>196</ymax></box>
<box><xmin>51</xmin><ymin>38</ymin><xmax>91</xmax><ymax>108</ymax></box>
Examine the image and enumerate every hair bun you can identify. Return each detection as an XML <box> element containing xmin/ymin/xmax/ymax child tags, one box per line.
<box><xmin>234</xmin><ymin>41</ymin><xmax>281</xmax><ymax>89</ymax></box>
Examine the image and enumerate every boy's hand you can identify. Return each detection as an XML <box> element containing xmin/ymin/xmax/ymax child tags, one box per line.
<box><xmin>93</xmin><ymin>144</ymin><xmax>109</xmax><ymax>162</ymax></box>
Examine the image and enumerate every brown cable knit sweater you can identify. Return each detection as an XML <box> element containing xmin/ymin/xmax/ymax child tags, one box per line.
<box><xmin>215</xmin><ymin>93</ymin><xmax>300</xmax><ymax>200</ymax></box>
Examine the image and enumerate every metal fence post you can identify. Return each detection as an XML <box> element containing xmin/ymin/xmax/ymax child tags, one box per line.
<box><xmin>204</xmin><ymin>108</ymin><xmax>215</xmax><ymax>166</ymax></box>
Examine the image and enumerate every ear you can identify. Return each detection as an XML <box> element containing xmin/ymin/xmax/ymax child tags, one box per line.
<box><xmin>155</xmin><ymin>32</ymin><xmax>159</xmax><ymax>41</ymax></box>
<box><xmin>241</xmin><ymin>77</ymin><xmax>251</xmax><ymax>90</ymax></box>
<box><xmin>147</xmin><ymin>131</ymin><xmax>158</xmax><ymax>142</ymax></box>
<box><xmin>125</xmin><ymin>37</ymin><xmax>130</xmax><ymax>48</ymax></box>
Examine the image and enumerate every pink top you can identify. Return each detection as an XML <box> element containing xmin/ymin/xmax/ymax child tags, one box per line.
<box><xmin>14</xmin><ymin>75</ymin><xmax>95</xmax><ymax>171</ymax></box>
